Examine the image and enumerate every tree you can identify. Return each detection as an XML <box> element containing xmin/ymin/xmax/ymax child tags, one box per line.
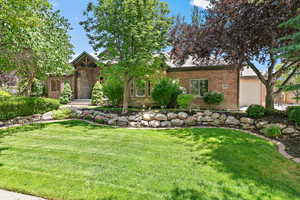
<box><xmin>60</xmin><ymin>82</ymin><xmax>72</xmax><ymax>104</ymax></box>
<box><xmin>91</xmin><ymin>81</ymin><xmax>104</xmax><ymax>105</ymax></box>
<box><xmin>170</xmin><ymin>0</ymin><xmax>300</xmax><ymax>109</ymax></box>
<box><xmin>0</xmin><ymin>0</ymin><xmax>73</xmax><ymax>96</ymax></box>
<box><xmin>81</xmin><ymin>0</ymin><xmax>172</xmax><ymax>113</ymax></box>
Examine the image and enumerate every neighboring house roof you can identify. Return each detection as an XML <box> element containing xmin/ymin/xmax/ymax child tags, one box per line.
<box><xmin>240</xmin><ymin>67</ymin><xmax>257</xmax><ymax>77</ymax></box>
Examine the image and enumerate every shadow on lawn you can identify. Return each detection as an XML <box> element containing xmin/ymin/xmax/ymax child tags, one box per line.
<box><xmin>54</xmin><ymin>120</ymin><xmax>115</xmax><ymax>130</ymax></box>
<box><xmin>165</xmin><ymin>128</ymin><xmax>300</xmax><ymax>199</ymax></box>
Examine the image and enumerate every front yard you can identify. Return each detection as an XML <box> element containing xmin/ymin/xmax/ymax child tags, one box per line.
<box><xmin>0</xmin><ymin>120</ymin><xmax>299</xmax><ymax>200</ymax></box>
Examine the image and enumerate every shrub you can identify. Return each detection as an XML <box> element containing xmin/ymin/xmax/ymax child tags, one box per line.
<box><xmin>287</xmin><ymin>106</ymin><xmax>300</xmax><ymax>115</ymax></box>
<box><xmin>31</xmin><ymin>79</ymin><xmax>45</xmax><ymax>97</ymax></box>
<box><xmin>151</xmin><ymin>77</ymin><xmax>183</xmax><ymax>108</ymax></box>
<box><xmin>0</xmin><ymin>97</ymin><xmax>60</xmax><ymax>120</ymax></box>
<box><xmin>60</xmin><ymin>82</ymin><xmax>72</xmax><ymax>104</ymax></box>
<box><xmin>52</xmin><ymin>108</ymin><xmax>73</xmax><ymax>120</ymax></box>
<box><xmin>103</xmin><ymin>78</ymin><xmax>123</xmax><ymax>106</ymax></box>
<box><xmin>177</xmin><ymin>94</ymin><xmax>194</xmax><ymax>110</ymax></box>
<box><xmin>91</xmin><ymin>81</ymin><xmax>104</xmax><ymax>106</ymax></box>
<box><xmin>203</xmin><ymin>91</ymin><xmax>224</xmax><ymax>107</ymax></box>
<box><xmin>262</xmin><ymin>125</ymin><xmax>282</xmax><ymax>138</ymax></box>
<box><xmin>288</xmin><ymin>108</ymin><xmax>300</xmax><ymax>124</ymax></box>
<box><xmin>246</xmin><ymin>104</ymin><xmax>265</xmax><ymax>118</ymax></box>
<box><xmin>0</xmin><ymin>90</ymin><xmax>11</xmax><ymax>98</ymax></box>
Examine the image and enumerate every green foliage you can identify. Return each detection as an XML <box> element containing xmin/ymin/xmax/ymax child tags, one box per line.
<box><xmin>52</xmin><ymin>108</ymin><xmax>73</xmax><ymax>120</ymax></box>
<box><xmin>0</xmin><ymin>0</ymin><xmax>74</xmax><ymax>96</ymax></box>
<box><xmin>263</xmin><ymin>125</ymin><xmax>282</xmax><ymax>138</ymax></box>
<box><xmin>177</xmin><ymin>94</ymin><xmax>194</xmax><ymax>109</ymax></box>
<box><xmin>288</xmin><ymin>108</ymin><xmax>300</xmax><ymax>124</ymax></box>
<box><xmin>31</xmin><ymin>79</ymin><xmax>45</xmax><ymax>97</ymax></box>
<box><xmin>246</xmin><ymin>104</ymin><xmax>265</xmax><ymax>118</ymax></box>
<box><xmin>103</xmin><ymin>78</ymin><xmax>123</xmax><ymax>107</ymax></box>
<box><xmin>0</xmin><ymin>90</ymin><xmax>11</xmax><ymax>98</ymax></box>
<box><xmin>287</xmin><ymin>106</ymin><xmax>300</xmax><ymax>114</ymax></box>
<box><xmin>203</xmin><ymin>91</ymin><xmax>224</xmax><ymax>106</ymax></box>
<box><xmin>60</xmin><ymin>83</ymin><xmax>72</xmax><ymax>104</ymax></box>
<box><xmin>91</xmin><ymin>81</ymin><xmax>104</xmax><ymax>106</ymax></box>
<box><xmin>0</xmin><ymin>97</ymin><xmax>59</xmax><ymax>120</ymax></box>
<box><xmin>81</xmin><ymin>0</ymin><xmax>172</xmax><ymax>112</ymax></box>
<box><xmin>151</xmin><ymin>77</ymin><xmax>183</xmax><ymax>107</ymax></box>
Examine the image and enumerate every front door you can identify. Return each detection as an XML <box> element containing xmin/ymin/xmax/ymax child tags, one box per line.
<box><xmin>78</xmin><ymin>70</ymin><xmax>91</xmax><ymax>99</ymax></box>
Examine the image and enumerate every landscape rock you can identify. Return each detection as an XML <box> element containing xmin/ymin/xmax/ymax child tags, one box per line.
<box><xmin>225</xmin><ymin>116</ymin><xmax>240</xmax><ymax>126</ymax></box>
<box><xmin>155</xmin><ymin>114</ymin><xmax>167</xmax><ymax>121</ymax></box>
<box><xmin>128</xmin><ymin>115</ymin><xmax>137</xmax><ymax>121</ymax></box>
<box><xmin>141</xmin><ymin>120</ymin><xmax>149</xmax><ymax>127</ymax></box>
<box><xmin>143</xmin><ymin>113</ymin><xmax>155</xmax><ymax>121</ymax></box>
<box><xmin>240</xmin><ymin>117</ymin><xmax>254</xmax><ymax>124</ymax></box>
<box><xmin>167</xmin><ymin>113</ymin><xmax>178</xmax><ymax>120</ymax></box>
<box><xmin>255</xmin><ymin>121</ymin><xmax>268</xmax><ymax>129</ymax></box>
<box><xmin>178</xmin><ymin>112</ymin><xmax>188</xmax><ymax>120</ymax></box>
<box><xmin>283</xmin><ymin>127</ymin><xmax>297</xmax><ymax>135</ymax></box>
<box><xmin>211</xmin><ymin>113</ymin><xmax>220</xmax><ymax>119</ymax></box>
<box><xmin>107</xmin><ymin>119</ymin><xmax>117</xmax><ymax>125</ymax></box>
<box><xmin>185</xmin><ymin>117</ymin><xmax>197</xmax><ymax>126</ymax></box>
<box><xmin>42</xmin><ymin>112</ymin><xmax>54</xmax><ymax>120</ymax></box>
<box><xmin>241</xmin><ymin>124</ymin><xmax>255</xmax><ymax>130</ymax></box>
<box><xmin>204</xmin><ymin>110</ymin><xmax>213</xmax><ymax>116</ymax></box>
<box><xmin>171</xmin><ymin>119</ymin><xmax>184</xmax><ymax>126</ymax></box>
<box><xmin>161</xmin><ymin>121</ymin><xmax>171</xmax><ymax>127</ymax></box>
<box><xmin>129</xmin><ymin>122</ymin><xmax>139</xmax><ymax>127</ymax></box>
<box><xmin>201</xmin><ymin>116</ymin><xmax>213</xmax><ymax>122</ymax></box>
<box><xmin>117</xmin><ymin>117</ymin><xmax>128</xmax><ymax>126</ymax></box>
<box><xmin>149</xmin><ymin>120</ymin><xmax>160</xmax><ymax>128</ymax></box>
<box><xmin>219</xmin><ymin>114</ymin><xmax>227</xmax><ymax>122</ymax></box>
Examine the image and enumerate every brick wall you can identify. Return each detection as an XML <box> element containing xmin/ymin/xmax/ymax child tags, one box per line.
<box><xmin>167</xmin><ymin>66</ymin><xmax>239</xmax><ymax>110</ymax></box>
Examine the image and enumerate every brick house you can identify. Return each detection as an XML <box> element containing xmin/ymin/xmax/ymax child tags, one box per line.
<box><xmin>47</xmin><ymin>52</ymin><xmax>240</xmax><ymax>110</ymax></box>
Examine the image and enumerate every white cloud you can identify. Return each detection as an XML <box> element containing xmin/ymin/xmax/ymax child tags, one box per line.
<box><xmin>190</xmin><ymin>0</ymin><xmax>210</xmax><ymax>8</ymax></box>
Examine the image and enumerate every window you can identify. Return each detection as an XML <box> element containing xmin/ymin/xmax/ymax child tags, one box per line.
<box><xmin>51</xmin><ymin>80</ymin><xmax>60</xmax><ymax>92</ymax></box>
<box><xmin>136</xmin><ymin>81</ymin><xmax>146</xmax><ymax>97</ymax></box>
<box><xmin>190</xmin><ymin>79</ymin><xmax>208</xmax><ymax>97</ymax></box>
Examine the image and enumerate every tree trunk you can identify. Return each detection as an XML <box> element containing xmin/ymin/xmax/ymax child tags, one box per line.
<box><xmin>25</xmin><ymin>77</ymin><xmax>34</xmax><ymax>97</ymax></box>
<box><xmin>265</xmin><ymin>85</ymin><xmax>274</xmax><ymax>109</ymax></box>
<box><xmin>122</xmin><ymin>74</ymin><xmax>130</xmax><ymax>114</ymax></box>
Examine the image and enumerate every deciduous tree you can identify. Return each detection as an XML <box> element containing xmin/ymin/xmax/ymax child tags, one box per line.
<box><xmin>170</xmin><ymin>0</ymin><xmax>300</xmax><ymax>109</ymax></box>
<box><xmin>81</xmin><ymin>0</ymin><xmax>172</xmax><ymax>113</ymax></box>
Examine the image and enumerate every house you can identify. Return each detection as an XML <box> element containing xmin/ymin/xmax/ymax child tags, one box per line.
<box><xmin>239</xmin><ymin>67</ymin><xmax>299</xmax><ymax>107</ymax></box>
<box><xmin>47</xmin><ymin>52</ymin><xmax>240</xmax><ymax>110</ymax></box>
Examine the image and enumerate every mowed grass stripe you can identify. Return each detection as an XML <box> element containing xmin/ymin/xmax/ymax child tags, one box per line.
<box><xmin>0</xmin><ymin>120</ymin><xmax>300</xmax><ymax>200</ymax></box>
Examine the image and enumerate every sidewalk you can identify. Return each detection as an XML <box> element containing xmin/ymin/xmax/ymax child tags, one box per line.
<box><xmin>0</xmin><ymin>189</ymin><xmax>46</xmax><ymax>200</ymax></box>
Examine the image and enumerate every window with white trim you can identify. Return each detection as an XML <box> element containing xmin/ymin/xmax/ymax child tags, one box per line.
<box><xmin>190</xmin><ymin>79</ymin><xmax>208</xmax><ymax>97</ymax></box>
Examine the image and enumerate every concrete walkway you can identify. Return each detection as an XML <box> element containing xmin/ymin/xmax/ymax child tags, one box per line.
<box><xmin>0</xmin><ymin>189</ymin><xmax>46</xmax><ymax>200</ymax></box>
<box><xmin>68</xmin><ymin>99</ymin><xmax>92</xmax><ymax>106</ymax></box>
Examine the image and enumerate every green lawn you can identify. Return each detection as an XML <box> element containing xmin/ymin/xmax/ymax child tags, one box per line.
<box><xmin>0</xmin><ymin>121</ymin><xmax>299</xmax><ymax>200</ymax></box>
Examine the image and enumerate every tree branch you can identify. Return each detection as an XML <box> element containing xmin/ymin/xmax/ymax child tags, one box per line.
<box><xmin>274</xmin><ymin>60</ymin><xmax>300</xmax><ymax>79</ymax></box>
<box><xmin>246</xmin><ymin>60</ymin><xmax>267</xmax><ymax>85</ymax></box>
<box><xmin>274</xmin><ymin>65</ymin><xmax>300</xmax><ymax>94</ymax></box>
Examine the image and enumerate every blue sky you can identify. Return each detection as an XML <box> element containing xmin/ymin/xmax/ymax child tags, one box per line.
<box><xmin>51</xmin><ymin>0</ymin><xmax>208</xmax><ymax>58</ymax></box>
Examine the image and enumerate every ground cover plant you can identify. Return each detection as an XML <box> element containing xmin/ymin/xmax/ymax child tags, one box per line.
<box><xmin>0</xmin><ymin>120</ymin><xmax>299</xmax><ymax>200</ymax></box>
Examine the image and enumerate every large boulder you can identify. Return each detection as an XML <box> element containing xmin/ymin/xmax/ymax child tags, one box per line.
<box><xmin>282</xmin><ymin>127</ymin><xmax>297</xmax><ymax>135</ymax></box>
<box><xmin>95</xmin><ymin>115</ymin><xmax>105</xmax><ymax>121</ymax></box>
<box><xmin>219</xmin><ymin>114</ymin><xmax>227</xmax><ymax>122</ymax></box>
<box><xmin>143</xmin><ymin>113</ymin><xmax>155</xmax><ymax>121</ymax></box>
<box><xmin>161</xmin><ymin>121</ymin><xmax>171</xmax><ymax>127</ymax></box>
<box><xmin>185</xmin><ymin>117</ymin><xmax>197</xmax><ymax>126</ymax></box>
<box><xmin>155</xmin><ymin>114</ymin><xmax>168</xmax><ymax>121</ymax></box>
<box><xmin>167</xmin><ymin>113</ymin><xmax>178</xmax><ymax>120</ymax></box>
<box><xmin>204</xmin><ymin>110</ymin><xmax>213</xmax><ymax>116</ymax></box>
<box><xmin>256</xmin><ymin>121</ymin><xmax>268</xmax><ymax>129</ymax></box>
<box><xmin>129</xmin><ymin>121</ymin><xmax>139</xmax><ymax>127</ymax></box>
<box><xmin>201</xmin><ymin>116</ymin><xmax>213</xmax><ymax>122</ymax></box>
<box><xmin>117</xmin><ymin>116</ymin><xmax>128</xmax><ymax>126</ymax></box>
<box><xmin>240</xmin><ymin>117</ymin><xmax>254</xmax><ymax>125</ymax></box>
<box><xmin>211</xmin><ymin>113</ymin><xmax>220</xmax><ymax>119</ymax></box>
<box><xmin>141</xmin><ymin>120</ymin><xmax>149</xmax><ymax>127</ymax></box>
<box><xmin>149</xmin><ymin>120</ymin><xmax>160</xmax><ymax>128</ymax></box>
<box><xmin>178</xmin><ymin>112</ymin><xmax>188</xmax><ymax>120</ymax></box>
<box><xmin>42</xmin><ymin>111</ymin><xmax>53</xmax><ymax>120</ymax></box>
<box><xmin>225</xmin><ymin>116</ymin><xmax>240</xmax><ymax>126</ymax></box>
<box><xmin>128</xmin><ymin>115</ymin><xmax>137</xmax><ymax>121</ymax></box>
<box><xmin>171</xmin><ymin>119</ymin><xmax>184</xmax><ymax>126</ymax></box>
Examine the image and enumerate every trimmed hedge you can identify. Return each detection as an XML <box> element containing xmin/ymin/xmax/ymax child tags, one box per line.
<box><xmin>0</xmin><ymin>97</ymin><xmax>60</xmax><ymax>120</ymax></box>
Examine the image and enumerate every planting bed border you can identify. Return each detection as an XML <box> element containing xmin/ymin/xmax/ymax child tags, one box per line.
<box><xmin>0</xmin><ymin>119</ymin><xmax>299</xmax><ymax>164</ymax></box>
